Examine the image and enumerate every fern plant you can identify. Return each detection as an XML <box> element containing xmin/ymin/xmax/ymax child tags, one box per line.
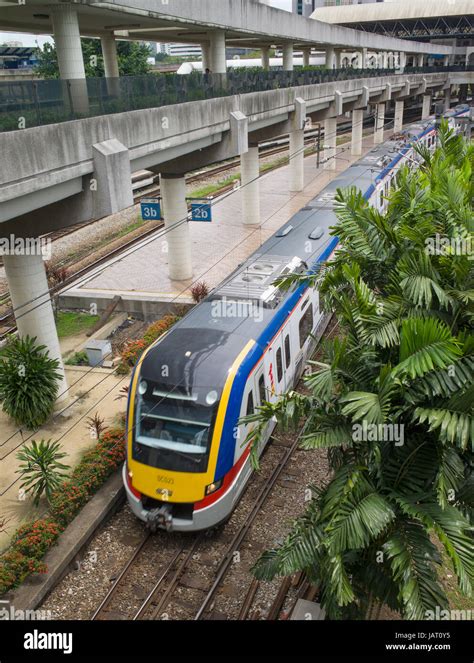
<box><xmin>16</xmin><ymin>439</ymin><xmax>70</xmax><ymax>506</ymax></box>
<box><xmin>0</xmin><ymin>336</ymin><xmax>62</xmax><ymax>429</ymax></box>
<box><xmin>246</xmin><ymin>122</ymin><xmax>474</xmax><ymax>620</ymax></box>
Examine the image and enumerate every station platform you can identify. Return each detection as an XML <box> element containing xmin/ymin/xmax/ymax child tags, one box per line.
<box><xmin>60</xmin><ymin>131</ymin><xmax>389</xmax><ymax>319</ymax></box>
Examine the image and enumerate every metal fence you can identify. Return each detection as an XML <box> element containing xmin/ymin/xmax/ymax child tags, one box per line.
<box><xmin>0</xmin><ymin>65</ymin><xmax>472</xmax><ymax>133</ymax></box>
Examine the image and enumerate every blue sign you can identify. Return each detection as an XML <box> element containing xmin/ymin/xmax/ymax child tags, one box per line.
<box><xmin>191</xmin><ymin>202</ymin><xmax>212</xmax><ymax>222</ymax></box>
<box><xmin>141</xmin><ymin>198</ymin><xmax>161</xmax><ymax>221</ymax></box>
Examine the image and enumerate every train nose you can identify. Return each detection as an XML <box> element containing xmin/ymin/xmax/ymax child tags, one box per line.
<box><xmin>145</xmin><ymin>504</ymin><xmax>173</xmax><ymax>532</ymax></box>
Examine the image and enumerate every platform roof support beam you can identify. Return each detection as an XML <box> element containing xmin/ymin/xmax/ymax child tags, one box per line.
<box><xmin>3</xmin><ymin>253</ymin><xmax>68</xmax><ymax>403</ymax></box>
<box><xmin>210</xmin><ymin>30</ymin><xmax>227</xmax><ymax>74</ymax></box>
<box><xmin>394</xmin><ymin>99</ymin><xmax>404</xmax><ymax>133</ymax></box>
<box><xmin>241</xmin><ymin>146</ymin><xmax>261</xmax><ymax>225</ymax></box>
<box><xmin>351</xmin><ymin>109</ymin><xmax>363</xmax><ymax>157</ymax></box>
<box><xmin>283</xmin><ymin>43</ymin><xmax>294</xmax><ymax>71</ymax></box>
<box><xmin>101</xmin><ymin>34</ymin><xmax>120</xmax><ymax>96</ymax></box>
<box><xmin>52</xmin><ymin>5</ymin><xmax>88</xmax><ymax>114</ymax></box>
<box><xmin>374</xmin><ymin>102</ymin><xmax>385</xmax><ymax>144</ymax></box>
<box><xmin>324</xmin><ymin>117</ymin><xmax>337</xmax><ymax>171</ymax></box>
<box><xmin>160</xmin><ymin>175</ymin><xmax>193</xmax><ymax>281</ymax></box>
<box><xmin>261</xmin><ymin>45</ymin><xmax>270</xmax><ymax>71</ymax></box>
<box><xmin>422</xmin><ymin>94</ymin><xmax>431</xmax><ymax>120</ymax></box>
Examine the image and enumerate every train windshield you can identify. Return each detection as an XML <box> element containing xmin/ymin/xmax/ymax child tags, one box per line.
<box><xmin>133</xmin><ymin>380</ymin><xmax>219</xmax><ymax>473</ymax></box>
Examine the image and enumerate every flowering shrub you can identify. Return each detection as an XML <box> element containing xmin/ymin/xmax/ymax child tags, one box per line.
<box><xmin>117</xmin><ymin>314</ymin><xmax>179</xmax><ymax>374</ymax></box>
<box><xmin>0</xmin><ymin>428</ymin><xmax>125</xmax><ymax>596</ymax></box>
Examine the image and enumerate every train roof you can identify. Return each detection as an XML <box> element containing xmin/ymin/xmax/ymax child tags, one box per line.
<box><xmin>138</xmin><ymin>112</ymin><xmax>460</xmax><ymax>396</ymax></box>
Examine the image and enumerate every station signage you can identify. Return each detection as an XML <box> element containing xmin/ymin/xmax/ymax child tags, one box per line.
<box><xmin>189</xmin><ymin>198</ymin><xmax>213</xmax><ymax>222</ymax></box>
<box><xmin>140</xmin><ymin>198</ymin><xmax>161</xmax><ymax>221</ymax></box>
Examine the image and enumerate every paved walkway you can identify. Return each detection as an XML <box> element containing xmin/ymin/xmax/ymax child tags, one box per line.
<box><xmin>67</xmin><ymin>130</ymin><xmax>390</xmax><ymax>306</ymax></box>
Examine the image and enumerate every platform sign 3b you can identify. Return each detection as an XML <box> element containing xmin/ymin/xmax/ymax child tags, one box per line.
<box><xmin>141</xmin><ymin>198</ymin><xmax>161</xmax><ymax>221</ymax></box>
<box><xmin>190</xmin><ymin>199</ymin><xmax>212</xmax><ymax>222</ymax></box>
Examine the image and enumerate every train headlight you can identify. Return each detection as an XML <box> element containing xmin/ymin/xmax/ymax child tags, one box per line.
<box><xmin>139</xmin><ymin>380</ymin><xmax>148</xmax><ymax>395</ymax></box>
<box><xmin>205</xmin><ymin>479</ymin><xmax>223</xmax><ymax>496</ymax></box>
<box><xmin>206</xmin><ymin>390</ymin><xmax>218</xmax><ymax>405</ymax></box>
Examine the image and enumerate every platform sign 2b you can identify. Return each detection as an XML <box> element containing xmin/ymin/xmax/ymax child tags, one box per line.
<box><xmin>190</xmin><ymin>200</ymin><xmax>212</xmax><ymax>222</ymax></box>
<box><xmin>141</xmin><ymin>198</ymin><xmax>161</xmax><ymax>221</ymax></box>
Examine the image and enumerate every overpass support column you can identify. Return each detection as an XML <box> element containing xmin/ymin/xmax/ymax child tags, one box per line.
<box><xmin>52</xmin><ymin>5</ymin><xmax>89</xmax><ymax>114</ymax></box>
<box><xmin>418</xmin><ymin>54</ymin><xmax>424</xmax><ymax>68</ymax></box>
<box><xmin>241</xmin><ymin>146</ymin><xmax>261</xmax><ymax>226</ymax></box>
<box><xmin>443</xmin><ymin>55</ymin><xmax>449</xmax><ymax>67</ymax></box>
<box><xmin>289</xmin><ymin>129</ymin><xmax>305</xmax><ymax>191</ymax></box>
<box><xmin>361</xmin><ymin>48</ymin><xmax>367</xmax><ymax>69</ymax></box>
<box><xmin>374</xmin><ymin>103</ymin><xmax>385</xmax><ymax>145</ymax></box>
<box><xmin>101</xmin><ymin>34</ymin><xmax>120</xmax><ymax>96</ymax></box>
<box><xmin>210</xmin><ymin>30</ymin><xmax>227</xmax><ymax>74</ymax></box>
<box><xmin>324</xmin><ymin>117</ymin><xmax>337</xmax><ymax>171</ymax></box>
<box><xmin>302</xmin><ymin>47</ymin><xmax>311</xmax><ymax>68</ymax></box>
<box><xmin>3</xmin><ymin>254</ymin><xmax>68</xmax><ymax>403</ymax></box>
<box><xmin>335</xmin><ymin>50</ymin><xmax>342</xmax><ymax>69</ymax></box>
<box><xmin>326</xmin><ymin>46</ymin><xmax>335</xmax><ymax>70</ymax></box>
<box><xmin>261</xmin><ymin>46</ymin><xmax>270</xmax><ymax>71</ymax></box>
<box><xmin>201</xmin><ymin>43</ymin><xmax>211</xmax><ymax>71</ymax></box>
<box><xmin>351</xmin><ymin>109</ymin><xmax>363</xmax><ymax>157</ymax></box>
<box><xmin>160</xmin><ymin>175</ymin><xmax>193</xmax><ymax>281</ymax></box>
<box><xmin>422</xmin><ymin>95</ymin><xmax>431</xmax><ymax>120</ymax></box>
<box><xmin>283</xmin><ymin>44</ymin><xmax>294</xmax><ymax>71</ymax></box>
<box><xmin>399</xmin><ymin>51</ymin><xmax>406</xmax><ymax>72</ymax></box>
<box><xmin>394</xmin><ymin>100</ymin><xmax>404</xmax><ymax>133</ymax></box>
<box><xmin>444</xmin><ymin>87</ymin><xmax>451</xmax><ymax>111</ymax></box>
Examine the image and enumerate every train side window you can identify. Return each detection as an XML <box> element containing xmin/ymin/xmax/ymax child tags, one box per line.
<box><xmin>246</xmin><ymin>390</ymin><xmax>254</xmax><ymax>416</ymax></box>
<box><xmin>299</xmin><ymin>306</ymin><xmax>314</xmax><ymax>348</ymax></box>
<box><xmin>276</xmin><ymin>348</ymin><xmax>283</xmax><ymax>383</ymax></box>
<box><xmin>284</xmin><ymin>334</ymin><xmax>291</xmax><ymax>368</ymax></box>
<box><xmin>258</xmin><ymin>374</ymin><xmax>266</xmax><ymax>404</ymax></box>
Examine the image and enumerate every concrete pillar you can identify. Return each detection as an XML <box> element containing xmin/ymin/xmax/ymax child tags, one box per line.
<box><xmin>160</xmin><ymin>175</ymin><xmax>193</xmax><ymax>281</ymax></box>
<box><xmin>101</xmin><ymin>34</ymin><xmax>120</xmax><ymax>96</ymax></box>
<box><xmin>283</xmin><ymin>43</ymin><xmax>294</xmax><ymax>71</ymax></box>
<box><xmin>418</xmin><ymin>54</ymin><xmax>424</xmax><ymax>68</ymax></box>
<box><xmin>209</xmin><ymin>30</ymin><xmax>226</xmax><ymax>74</ymax></box>
<box><xmin>302</xmin><ymin>47</ymin><xmax>311</xmax><ymax>68</ymax></box>
<box><xmin>444</xmin><ymin>87</ymin><xmax>451</xmax><ymax>111</ymax></box>
<box><xmin>261</xmin><ymin>46</ymin><xmax>270</xmax><ymax>71</ymax></box>
<box><xmin>335</xmin><ymin>49</ymin><xmax>342</xmax><ymax>69</ymax></box>
<box><xmin>422</xmin><ymin>95</ymin><xmax>431</xmax><ymax>120</ymax></box>
<box><xmin>351</xmin><ymin>109</ymin><xmax>363</xmax><ymax>156</ymax></box>
<box><xmin>444</xmin><ymin>55</ymin><xmax>449</xmax><ymax>67</ymax></box>
<box><xmin>399</xmin><ymin>51</ymin><xmax>406</xmax><ymax>72</ymax></box>
<box><xmin>241</xmin><ymin>146</ymin><xmax>261</xmax><ymax>226</ymax></box>
<box><xmin>374</xmin><ymin>103</ymin><xmax>385</xmax><ymax>144</ymax></box>
<box><xmin>3</xmin><ymin>254</ymin><xmax>68</xmax><ymax>402</ymax></box>
<box><xmin>92</xmin><ymin>138</ymin><xmax>134</xmax><ymax>218</ymax></box>
<box><xmin>326</xmin><ymin>46</ymin><xmax>335</xmax><ymax>70</ymax></box>
<box><xmin>382</xmin><ymin>52</ymin><xmax>388</xmax><ymax>69</ymax></box>
<box><xmin>201</xmin><ymin>43</ymin><xmax>211</xmax><ymax>71</ymax></box>
<box><xmin>289</xmin><ymin>129</ymin><xmax>305</xmax><ymax>191</ymax></box>
<box><xmin>394</xmin><ymin>100</ymin><xmax>404</xmax><ymax>133</ymax></box>
<box><xmin>361</xmin><ymin>47</ymin><xmax>368</xmax><ymax>69</ymax></box>
<box><xmin>51</xmin><ymin>5</ymin><xmax>89</xmax><ymax>114</ymax></box>
<box><xmin>324</xmin><ymin>117</ymin><xmax>337</xmax><ymax>171</ymax></box>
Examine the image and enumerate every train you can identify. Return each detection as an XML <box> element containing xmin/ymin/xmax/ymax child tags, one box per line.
<box><xmin>124</xmin><ymin>104</ymin><xmax>472</xmax><ymax>533</ymax></box>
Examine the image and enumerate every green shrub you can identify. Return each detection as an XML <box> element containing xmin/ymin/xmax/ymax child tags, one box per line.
<box><xmin>65</xmin><ymin>351</ymin><xmax>89</xmax><ymax>366</ymax></box>
<box><xmin>0</xmin><ymin>336</ymin><xmax>62</xmax><ymax>428</ymax></box>
<box><xmin>16</xmin><ymin>440</ymin><xmax>70</xmax><ymax>506</ymax></box>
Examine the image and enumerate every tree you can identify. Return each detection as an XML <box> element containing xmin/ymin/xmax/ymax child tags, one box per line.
<box><xmin>0</xmin><ymin>336</ymin><xmax>62</xmax><ymax>429</ymax></box>
<box><xmin>34</xmin><ymin>38</ymin><xmax>151</xmax><ymax>79</ymax></box>
<box><xmin>16</xmin><ymin>439</ymin><xmax>70</xmax><ymax>506</ymax></box>
<box><xmin>246</xmin><ymin>122</ymin><xmax>474</xmax><ymax>619</ymax></box>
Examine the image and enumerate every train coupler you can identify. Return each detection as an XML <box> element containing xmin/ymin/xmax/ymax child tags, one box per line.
<box><xmin>145</xmin><ymin>504</ymin><xmax>173</xmax><ymax>532</ymax></box>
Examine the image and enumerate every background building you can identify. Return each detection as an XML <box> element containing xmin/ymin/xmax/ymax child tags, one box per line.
<box><xmin>293</xmin><ymin>0</ymin><xmax>381</xmax><ymax>18</ymax></box>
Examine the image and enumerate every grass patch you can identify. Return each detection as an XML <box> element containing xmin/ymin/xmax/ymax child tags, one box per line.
<box><xmin>56</xmin><ymin>312</ymin><xmax>99</xmax><ymax>339</ymax></box>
